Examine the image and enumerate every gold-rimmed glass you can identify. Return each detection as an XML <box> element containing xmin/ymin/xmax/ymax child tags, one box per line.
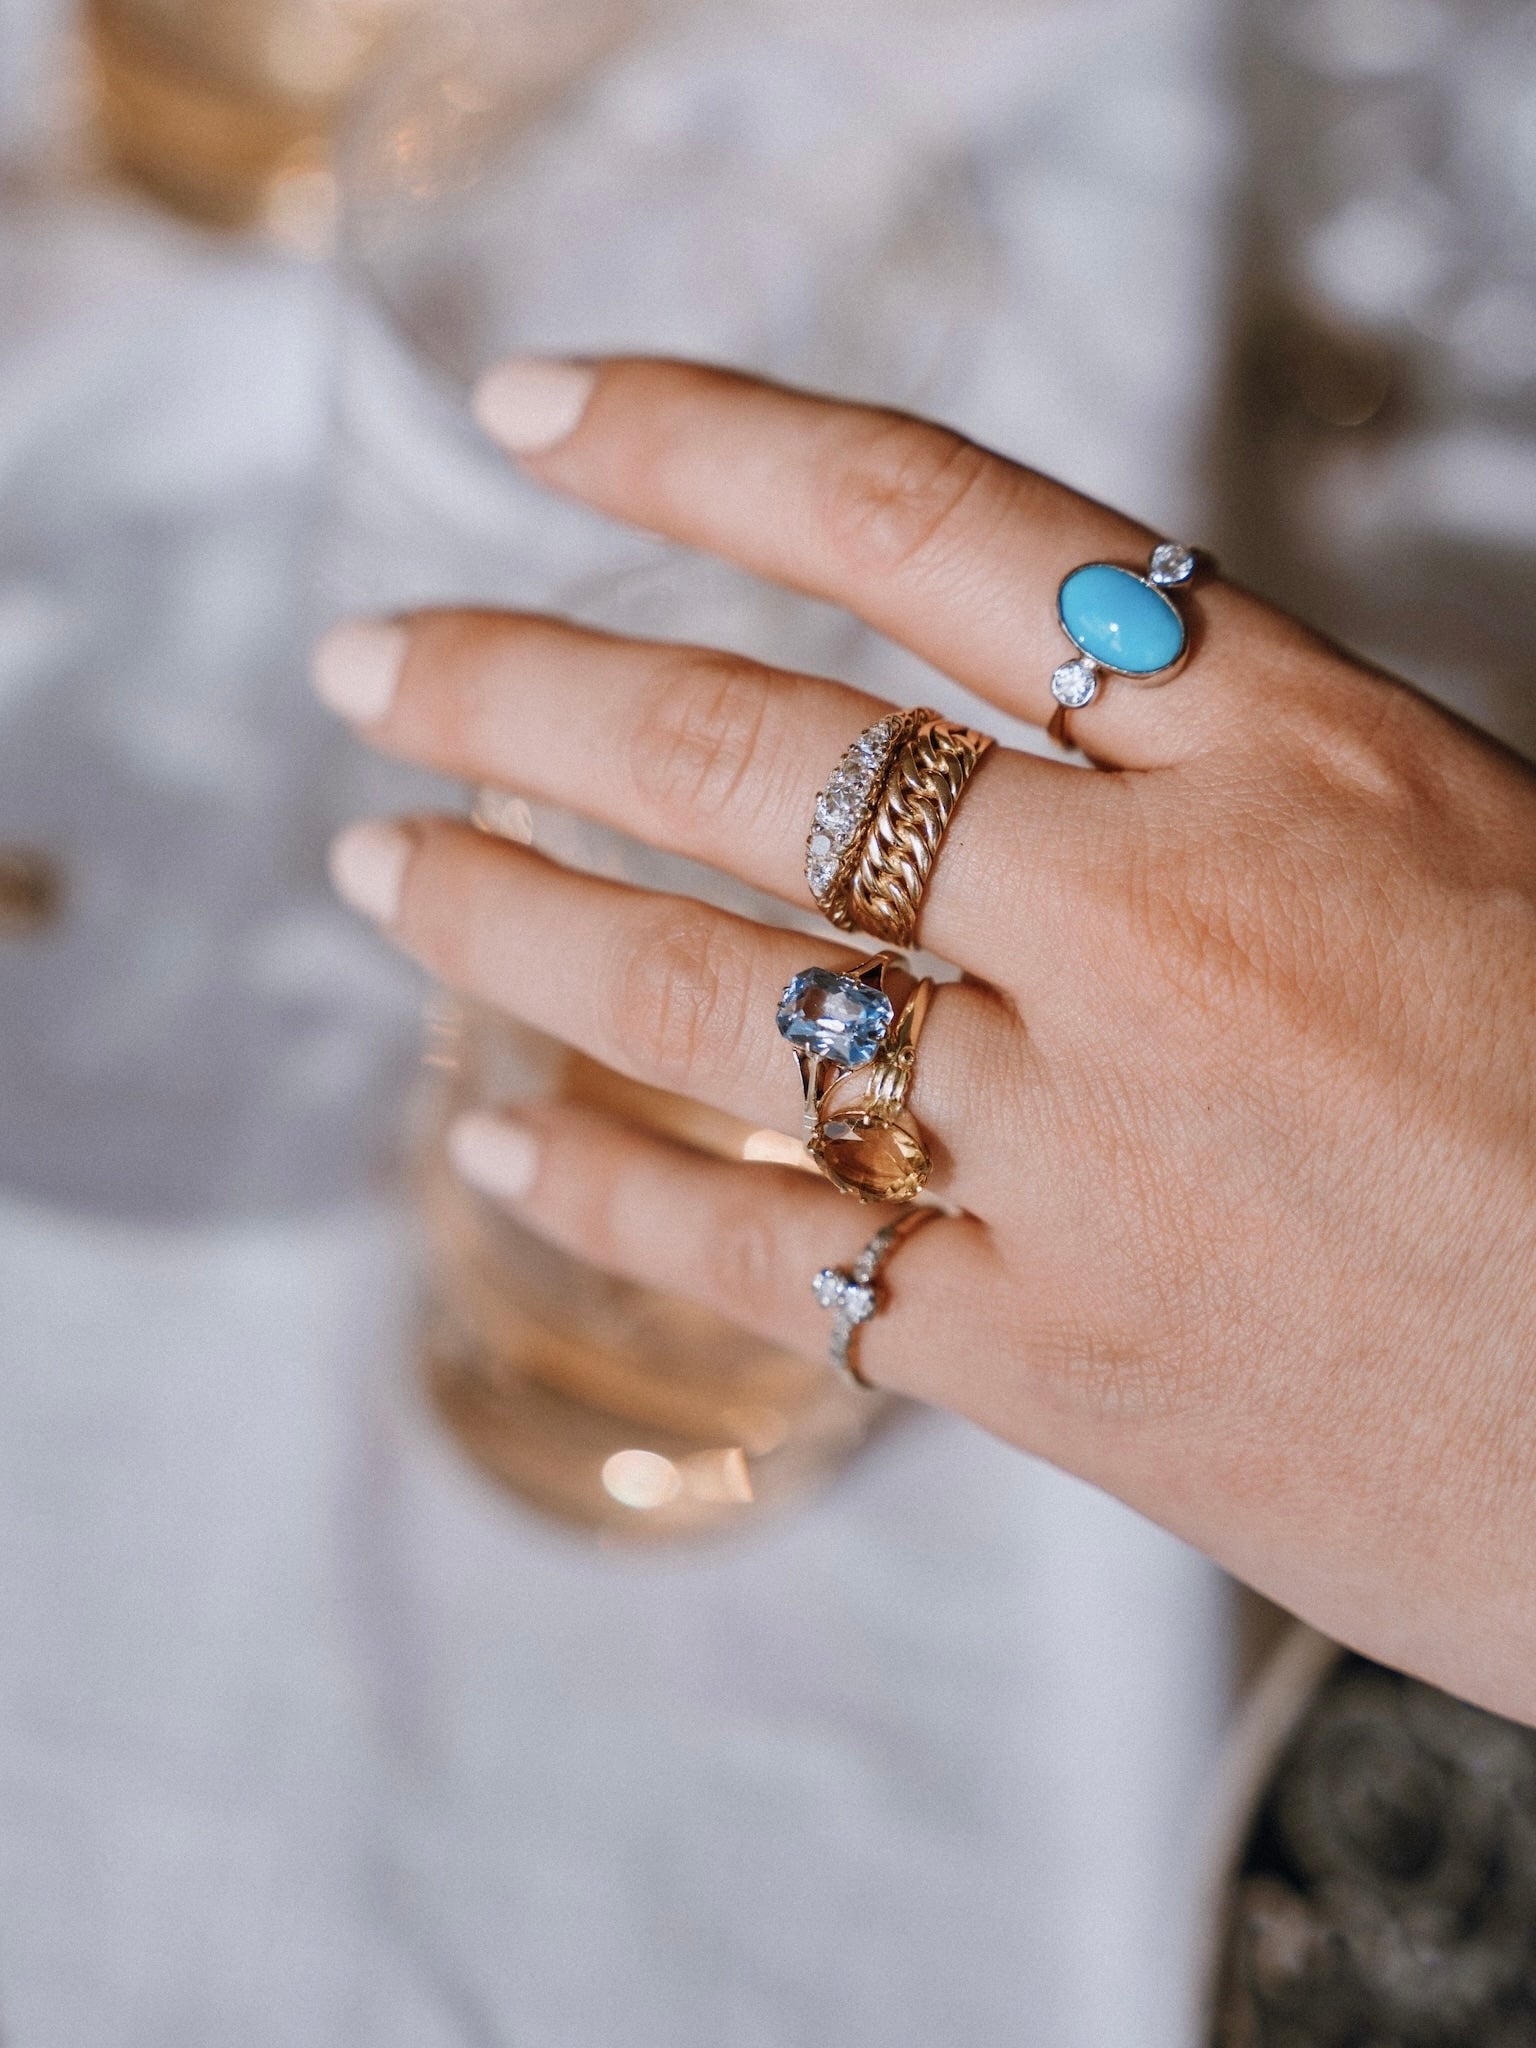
<box><xmin>86</xmin><ymin>0</ymin><xmax>419</xmax><ymax>235</ymax></box>
<box><xmin>327</xmin><ymin>1</ymin><xmax>996</xmax><ymax>1537</ymax></box>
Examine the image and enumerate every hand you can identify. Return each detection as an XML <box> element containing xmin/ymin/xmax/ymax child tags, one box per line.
<box><xmin>314</xmin><ymin>358</ymin><xmax>1536</xmax><ymax>1722</ymax></box>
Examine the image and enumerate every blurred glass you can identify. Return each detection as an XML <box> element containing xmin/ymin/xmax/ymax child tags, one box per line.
<box><xmin>1221</xmin><ymin>0</ymin><xmax>1536</xmax><ymax>760</ymax></box>
<box><xmin>85</xmin><ymin>0</ymin><xmax>420</xmax><ymax>236</ymax></box>
<box><xmin>0</xmin><ymin>196</ymin><xmax>427</xmax><ymax>1222</ymax></box>
<box><xmin>1207</xmin><ymin>15</ymin><xmax>1536</xmax><ymax>2025</ymax></box>
<box><xmin>328</xmin><ymin>2</ymin><xmax>995</xmax><ymax>1537</ymax></box>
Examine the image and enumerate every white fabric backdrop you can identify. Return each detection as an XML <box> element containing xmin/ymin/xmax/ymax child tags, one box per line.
<box><xmin>0</xmin><ymin>3</ymin><xmax>1236</xmax><ymax>2042</ymax></box>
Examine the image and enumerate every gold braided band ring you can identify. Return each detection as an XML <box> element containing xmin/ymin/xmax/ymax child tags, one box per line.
<box><xmin>804</xmin><ymin>708</ymin><xmax>993</xmax><ymax>948</ymax></box>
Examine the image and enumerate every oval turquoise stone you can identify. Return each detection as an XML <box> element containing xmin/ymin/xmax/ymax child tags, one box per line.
<box><xmin>1058</xmin><ymin>563</ymin><xmax>1185</xmax><ymax>676</ymax></box>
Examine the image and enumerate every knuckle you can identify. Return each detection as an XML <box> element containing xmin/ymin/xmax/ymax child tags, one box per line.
<box><xmin>582</xmin><ymin>1147</ymin><xmax>652</xmax><ymax>1276</ymax></box>
<box><xmin>1278</xmin><ymin>670</ymin><xmax>1427</xmax><ymax>815</ymax></box>
<box><xmin>1027</xmin><ymin>1227</ymin><xmax>1221</xmax><ymax>1425</ymax></box>
<box><xmin>398</xmin><ymin>826</ymin><xmax>474</xmax><ymax>974</ymax></box>
<box><xmin>1122</xmin><ymin>791</ymin><xmax>1360</xmax><ymax>1054</ymax></box>
<box><xmin>410</xmin><ymin>610</ymin><xmax>505</xmax><ymax>751</ymax></box>
<box><xmin>1113</xmin><ymin>794</ymin><xmax>1282</xmax><ymax>1031</ymax></box>
<box><xmin>710</xmin><ymin>1199</ymin><xmax>785</xmax><ymax>1321</ymax></box>
<box><xmin>819</xmin><ymin>418</ymin><xmax>994</xmax><ymax>578</ymax></box>
<box><xmin>630</xmin><ymin>649</ymin><xmax>772</xmax><ymax>824</ymax></box>
<box><xmin>1028</xmin><ymin>1325</ymin><xmax>1194</xmax><ymax>1426</ymax></box>
<box><xmin>605</xmin><ymin>902</ymin><xmax>752</xmax><ymax>1094</ymax></box>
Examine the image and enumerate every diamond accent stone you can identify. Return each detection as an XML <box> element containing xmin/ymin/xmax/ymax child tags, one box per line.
<box><xmin>841</xmin><ymin>1280</ymin><xmax>878</xmax><ymax>1324</ymax></box>
<box><xmin>804</xmin><ymin>713</ymin><xmax>905</xmax><ymax>902</ymax></box>
<box><xmin>1148</xmin><ymin>541</ymin><xmax>1196</xmax><ymax>588</ymax></box>
<box><xmin>812</xmin><ymin>1267</ymin><xmax>846</xmax><ymax>1310</ymax></box>
<box><xmin>810</xmin><ymin>1260</ymin><xmax>881</xmax><ymax>1366</ymax></box>
<box><xmin>1051</xmin><ymin>657</ymin><xmax>1100</xmax><ymax>710</ymax></box>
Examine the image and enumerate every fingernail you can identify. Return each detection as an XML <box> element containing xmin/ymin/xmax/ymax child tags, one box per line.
<box><xmin>327</xmin><ymin>819</ymin><xmax>412</xmax><ymax>926</ymax></box>
<box><xmin>472</xmin><ymin>356</ymin><xmax>597</xmax><ymax>454</ymax></box>
<box><xmin>448</xmin><ymin>1111</ymin><xmax>541</xmax><ymax>1201</ymax></box>
<box><xmin>311</xmin><ymin>618</ymin><xmax>407</xmax><ymax>724</ymax></box>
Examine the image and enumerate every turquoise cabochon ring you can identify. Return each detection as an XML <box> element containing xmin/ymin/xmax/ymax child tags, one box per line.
<box><xmin>1050</xmin><ymin>541</ymin><xmax>1200</xmax><ymax>714</ymax></box>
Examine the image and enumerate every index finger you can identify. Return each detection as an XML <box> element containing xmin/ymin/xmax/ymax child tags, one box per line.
<box><xmin>472</xmin><ymin>356</ymin><xmax>1321</xmax><ymax>770</ymax></box>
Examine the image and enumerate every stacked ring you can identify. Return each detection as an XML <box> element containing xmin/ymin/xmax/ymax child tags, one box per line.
<box><xmin>776</xmin><ymin>951</ymin><xmax>933</xmax><ymax>1204</ymax></box>
<box><xmin>812</xmin><ymin>1206</ymin><xmax>944</xmax><ymax>1388</ymax></box>
<box><xmin>804</xmin><ymin>708</ymin><xmax>993</xmax><ymax>947</ymax></box>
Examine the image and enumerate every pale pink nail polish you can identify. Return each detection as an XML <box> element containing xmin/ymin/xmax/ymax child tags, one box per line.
<box><xmin>448</xmin><ymin>1112</ymin><xmax>541</xmax><ymax>1201</ymax></box>
<box><xmin>327</xmin><ymin>820</ymin><xmax>412</xmax><ymax>926</ymax></box>
<box><xmin>471</xmin><ymin>357</ymin><xmax>597</xmax><ymax>455</ymax></box>
<box><xmin>311</xmin><ymin>619</ymin><xmax>407</xmax><ymax>724</ymax></box>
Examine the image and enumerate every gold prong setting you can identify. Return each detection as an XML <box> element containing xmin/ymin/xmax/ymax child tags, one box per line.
<box><xmin>804</xmin><ymin>712</ymin><xmax>913</xmax><ymax>918</ymax></box>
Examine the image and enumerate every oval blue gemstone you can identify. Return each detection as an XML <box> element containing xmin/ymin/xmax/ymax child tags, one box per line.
<box><xmin>1058</xmin><ymin>563</ymin><xmax>1185</xmax><ymax>676</ymax></box>
<box><xmin>777</xmin><ymin>969</ymin><xmax>892</xmax><ymax>1068</ymax></box>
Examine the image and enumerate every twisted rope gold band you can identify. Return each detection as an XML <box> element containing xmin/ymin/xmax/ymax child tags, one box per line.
<box><xmin>839</xmin><ymin>714</ymin><xmax>994</xmax><ymax>946</ymax></box>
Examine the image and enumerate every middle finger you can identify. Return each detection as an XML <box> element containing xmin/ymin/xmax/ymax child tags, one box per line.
<box><xmin>313</xmin><ymin>608</ymin><xmax>1099</xmax><ymax>978</ymax></box>
<box><xmin>327</xmin><ymin>812</ymin><xmax>1020</xmax><ymax>1214</ymax></box>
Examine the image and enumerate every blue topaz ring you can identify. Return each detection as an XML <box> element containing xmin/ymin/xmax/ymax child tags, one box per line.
<box><xmin>813</xmin><ymin>1206</ymin><xmax>944</xmax><ymax>1388</ymax></box>
<box><xmin>776</xmin><ymin>952</ymin><xmax>933</xmax><ymax>1203</ymax></box>
<box><xmin>1049</xmin><ymin>541</ymin><xmax>1200</xmax><ymax>720</ymax></box>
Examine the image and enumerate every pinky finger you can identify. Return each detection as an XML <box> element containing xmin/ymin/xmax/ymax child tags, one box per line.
<box><xmin>445</xmin><ymin>1096</ymin><xmax>1000</xmax><ymax>1397</ymax></box>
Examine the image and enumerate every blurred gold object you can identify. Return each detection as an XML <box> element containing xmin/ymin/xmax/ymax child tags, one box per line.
<box><xmin>0</xmin><ymin>849</ymin><xmax>63</xmax><ymax>936</ymax></box>
<box><xmin>422</xmin><ymin>1013</ymin><xmax>890</xmax><ymax>1542</ymax></box>
<box><xmin>422</xmin><ymin>787</ymin><xmax>892</xmax><ymax>1543</ymax></box>
<box><xmin>85</xmin><ymin>0</ymin><xmax>414</xmax><ymax>235</ymax></box>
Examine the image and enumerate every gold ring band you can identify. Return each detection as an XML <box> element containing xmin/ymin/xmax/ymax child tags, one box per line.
<box><xmin>844</xmin><ymin>714</ymin><xmax>993</xmax><ymax>946</ymax></box>
<box><xmin>805</xmin><ymin>709</ymin><xmax>994</xmax><ymax>948</ymax></box>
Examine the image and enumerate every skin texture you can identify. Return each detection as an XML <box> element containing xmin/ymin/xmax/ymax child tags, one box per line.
<box><xmin>317</xmin><ymin>360</ymin><xmax>1536</xmax><ymax>1724</ymax></box>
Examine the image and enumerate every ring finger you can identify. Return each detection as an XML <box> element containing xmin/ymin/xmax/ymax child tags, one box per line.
<box><xmin>328</xmin><ymin>813</ymin><xmax>1021</xmax><ymax>1212</ymax></box>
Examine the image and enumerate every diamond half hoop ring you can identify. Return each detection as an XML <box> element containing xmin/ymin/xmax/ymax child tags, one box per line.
<box><xmin>813</xmin><ymin>1206</ymin><xmax>944</xmax><ymax>1389</ymax></box>
<box><xmin>776</xmin><ymin>951</ymin><xmax>933</xmax><ymax>1204</ymax></box>
<box><xmin>805</xmin><ymin>709</ymin><xmax>994</xmax><ymax>948</ymax></box>
<box><xmin>1048</xmin><ymin>541</ymin><xmax>1202</xmax><ymax>743</ymax></box>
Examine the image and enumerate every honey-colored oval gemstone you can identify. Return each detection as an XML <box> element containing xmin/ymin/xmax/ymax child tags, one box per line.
<box><xmin>818</xmin><ymin>1108</ymin><xmax>930</xmax><ymax>1203</ymax></box>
